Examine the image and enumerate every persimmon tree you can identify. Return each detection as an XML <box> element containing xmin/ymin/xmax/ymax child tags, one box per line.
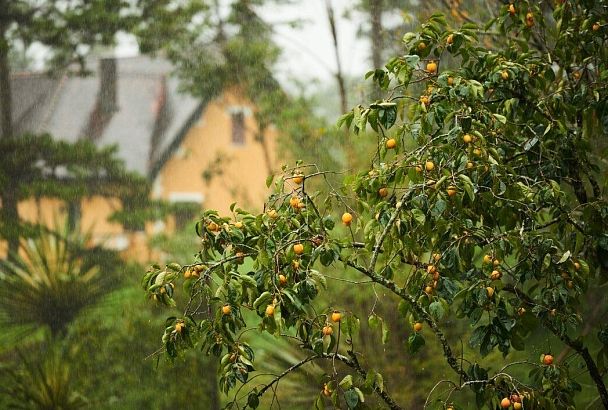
<box><xmin>144</xmin><ymin>1</ymin><xmax>608</xmax><ymax>408</ymax></box>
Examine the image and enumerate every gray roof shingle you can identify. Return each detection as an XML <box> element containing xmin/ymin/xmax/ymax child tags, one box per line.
<box><xmin>6</xmin><ymin>56</ymin><xmax>203</xmax><ymax>177</ymax></box>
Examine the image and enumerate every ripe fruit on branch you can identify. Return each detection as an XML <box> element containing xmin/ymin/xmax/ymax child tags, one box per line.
<box><xmin>341</xmin><ymin>212</ymin><xmax>353</xmax><ymax>226</ymax></box>
<box><xmin>426</xmin><ymin>61</ymin><xmax>437</xmax><ymax>73</ymax></box>
<box><xmin>543</xmin><ymin>354</ymin><xmax>554</xmax><ymax>365</ymax></box>
<box><xmin>447</xmin><ymin>186</ymin><xmax>458</xmax><ymax>197</ymax></box>
<box><xmin>526</xmin><ymin>12</ymin><xmax>534</xmax><ymax>27</ymax></box>
<box><xmin>378</xmin><ymin>187</ymin><xmax>389</xmax><ymax>198</ymax></box>
<box><xmin>386</xmin><ymin>138</ymin><xmax>397</xmax><ymax>149</ymax></box>
<box><xmin>425</xmin><ymin>161</ymin><xmax>435</xmax><ymax>171</ymax></box>
<box><xmin>331</xmin><ymin>311</ymin><xmax>342</xmax><ymax>322</ymax></box>
<box><xmin>500</xmin><ymin>397</ymin><xmax>511</xmax><ymax>408</ymax></box>
<box><xmin>322</xmin><ymin>325</ymin><xmax>333</xmax><ymax>336</ymax></box>
<box><xmin>289</xmin><ymin>196</ymin><xmax>300</xmax><ymax>208</ymax></box>
<box><xmin>265</xmin><ymin>305</ymin><xmax>275</xmax><ymax>317</ymax></box>
<box><xmin>463</xmin><ymin>134</ymin><xmax>473</xmax><ymax>143</ymax></box>
<box><xmin>279</xmin><ymin>274</ymin><xmax>287</xmax><ymax>286</ymax></box>
<box><xmin>292</xmin><ymin>173</ymin><xmax>304</xmax><ymax>184</ymax></box>
<box><xmin>413</xmin><ymin>322</ymin><xmax>423</xmax><ymax>332</ymax></box>
<box><xmin>293</xmin><ymin>243</ymin><xmax>304</xmax><ymax>255</ymax></box>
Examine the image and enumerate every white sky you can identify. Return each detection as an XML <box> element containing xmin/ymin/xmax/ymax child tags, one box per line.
<box><xmin>115</xmin><ymin>1</ymin><xmax>371</xmax><ymax>89</ymax></box>
<box><xmin>260</xmin><ymin>1</ymin><xmax>370</xmax><ymax>84</ymax></box>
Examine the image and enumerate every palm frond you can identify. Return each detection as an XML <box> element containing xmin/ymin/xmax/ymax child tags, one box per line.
<box><xmin>0</xmin><ymin>218</ymin><xmax>116</xmax><ymax>337</ymax></box>
<box><xmin>0</xmin><ymin>346</ymin><xmax>88</xmax><ymax>409</ymax></box>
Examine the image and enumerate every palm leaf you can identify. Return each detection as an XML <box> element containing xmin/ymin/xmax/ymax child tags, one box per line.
<box><xmin>0</xmin><ymin>218</ymin><xmax>116</xmax><ymax>338</ymax></box>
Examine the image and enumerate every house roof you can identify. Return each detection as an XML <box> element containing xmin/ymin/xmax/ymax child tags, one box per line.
<box><xmin>5</xmin><ymin>56</ymin><xmax>203</xmax><ymax>177</ymax></box>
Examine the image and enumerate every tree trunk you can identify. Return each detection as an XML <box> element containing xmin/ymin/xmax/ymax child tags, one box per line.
<box><xmin>324</xmin><ymin>0</ymin><xmax>348</xmax><ymax>115</ymax></box>
<box><xmin>369</xmin><ymin>0</ymin><xmax>383</xmax><ymax>70</ymax></box>
<box><xmin>2</xmin><ymin>186</ymin><xmax>20</xmax><ymax>255</ymax></box>
<box><xmin>0</xmin><ymin>26</ymin><xmax>13</xmax><ymax>140</ymax></box>
<box><xmin>0</xmin><ymin>25</ymin><xmax>18</xmax><ymax>255</ymax></box>
<box><xmin>255</xmin><ymin>128</ymin><xmax>273</xmax><ymax>177</ymax></box>
<box><xmin>207</xmin><ymin>358</ymin><xmax>220</xmax><ymax>409</ymax></box>
<box><xmin>369</xmin><ymin>0</ymin><xmax>383</xmax><ymax>100</ymax></box>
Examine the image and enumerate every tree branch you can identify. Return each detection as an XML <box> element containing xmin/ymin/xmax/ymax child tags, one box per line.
<box><xmin>503</xmin><ymin>284</ymin><xmax>608</xmax><ymax>409</ymax></box>
<box><xmin>345</xmin><ymin>259</ymin><xmax>468</xmax><ymax>382</ymax></box>
<box><xmin>255</xmin><ymin>353</ymin><xmax>403</xmax><ymax>410</ymax></box>
<box><xmin>369</xmin><ymin>191</ymin><xmax>412</xmax><ymax>272</ymax></box>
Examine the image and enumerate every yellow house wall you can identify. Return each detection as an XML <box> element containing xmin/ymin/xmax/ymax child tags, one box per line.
<box><xmin>157</xmin><ymin>90</ymin><xmax>276</xmax><ymax>215</ymax></box>
<box><xmin>18</xmin><ymin>197</ymin><xmax>66</xmax><ymax>226</ymax></box>
<box><xmin>1</xmin><ymin>90</ymin><xmax>277</xmax><ymax>261</ymax></box>
<box><xmin>80</xmin><ymin>196</ymin><xmax>124</xmax><ymax>235</ymax></box>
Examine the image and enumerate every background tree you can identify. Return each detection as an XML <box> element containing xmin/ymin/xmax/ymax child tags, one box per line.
<box><xmin>144</xmin><ymin>1</ymin><xmax>608</xmax><ymax>409</ymax></box>
<box><xmin>0</xmin><ymin>134</ymin><xmax>162</xmax><ymax>254</ymax></box>
<box><xmin>0</xmin><ymin>0</ymin><xmax>206</xmax><ymax>253</ymax></box>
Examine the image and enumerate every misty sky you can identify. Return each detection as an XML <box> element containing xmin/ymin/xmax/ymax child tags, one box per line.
<box><xmin>114</xmin><ymin>1</ymin><xmax>371</xmax><ymax>89</ymax></box>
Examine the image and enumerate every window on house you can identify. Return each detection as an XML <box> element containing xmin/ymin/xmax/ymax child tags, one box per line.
<box><xmin>231</xmin><ymin>111</ymin><xmax>245</xmax><ymax>145</ymax></box>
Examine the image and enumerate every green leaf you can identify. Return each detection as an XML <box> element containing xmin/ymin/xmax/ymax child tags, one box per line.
<box><xmin>247</xmin><ymin>392</ymin><xmax>259</xmax><ymax>409</ymax></box>
<box><xmin>375</xmin><ymin>372</ymin><xmax>384</xmax><ymax>393</ymax></box>
<box><xmin>557</xmin><ymin>250</ymin><xmax>571</xmax><ymax>264</ymax></box>
<box><xmin>344</xmin><ymin>315</ymin><xmax>360</xmax><ymax>338</ymax></box>
<box><xmin>523</xmin><ymin>136</ymin><xmax>539</xmax><ymax>151</ymax></box>
<box><xmin>412</xmin><ymin>209</ymin><xmax>426</xmax><ymax>225</ymax></box>
<box><xmin>354</xmin><ymin>387</ymin><xmax>365</xmax><ymax>403</ymax></box>
<box><xmin>265</xmin><ymin>174</ymin><xmax>274</xmax><ymax>188</ymax></box>
<box><xmin>323</xmin><ymin>216</ymin><xmax>335</xmax><ymax>230</ymax></box>
<box><xmin>339</xmin><ymin>375</ymin><xmax>353</xmax><ymax>390</ymax></box>
<box><xmin>458</xmin><ymin>174</ymin><xmax>475</xmax><ymax>201</ymax></box>
<box><xmin>381</xmin><ymin>321</ymin><xmax>390</xmax><ymax>344</ymax></box>
<box><xmin>398</xmin><ymin>300</ymin><xmax>409</xmax><ymax>317</ymax></box>
<box><xmin>344</xmin><ymin>389</ymin><xmax>359</xmax><ymax>409</ymax></box>
<box><xmin>404</xmin><ymin>54</ymin><xmax>420</xmax><ymax>68</ymax></box>
<box><xmin>492</xmin><ymin>113</ymin><xmax>507</xmax><ymax>124</ymax></box>
<box><xmin>368</xmin><ymin>314</ymin><xmax>380</xmax><ymax>329</ymax></box>
<box><xmin>408</xmin><ymin>333</ymin><xmax>425</xmax><ymax>354</ymax></box>
<box><xmin>253</xmin><ymin>291</ymin><xmax>272</xmax><ymax>311</ymax></box>
<box><xmin>429</xmin><ymin>301</ymin><xmax>445</xmax><ymax>321</ymax></box>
